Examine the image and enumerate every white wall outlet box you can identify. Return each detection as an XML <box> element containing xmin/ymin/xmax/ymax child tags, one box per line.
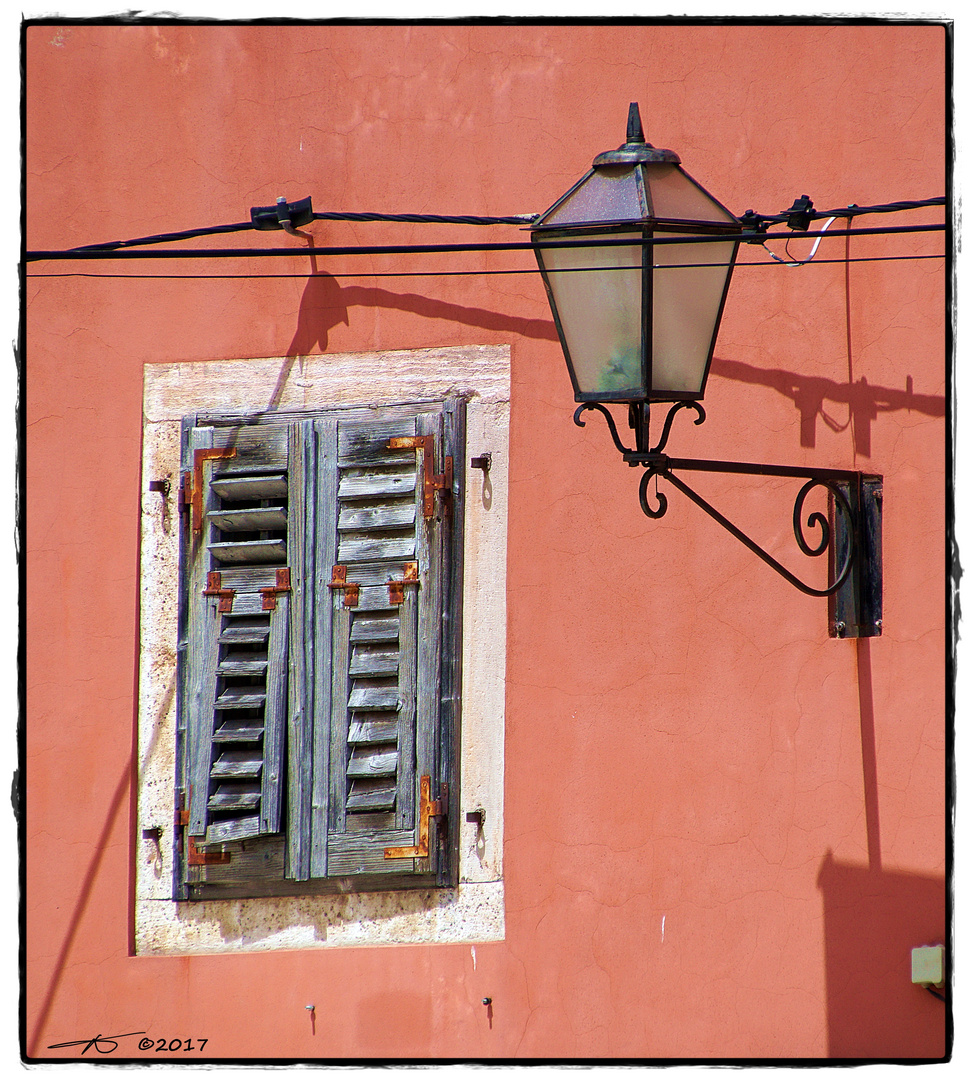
<box><xmin>911</xmin><ymin>945</ymin><xmax>945</xmax><ymax>987</ymax></box>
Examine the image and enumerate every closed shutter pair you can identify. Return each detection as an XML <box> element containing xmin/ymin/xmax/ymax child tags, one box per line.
<box><xmin>177</xmin><ymin>399</ymin><xmax>463</xmax><ymax>898</ymax></box>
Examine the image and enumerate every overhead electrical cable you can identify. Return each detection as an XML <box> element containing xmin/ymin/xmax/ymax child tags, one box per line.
<box><xmin>32</xmin><ymin>194</ymin><xmax>945</xmax><ymax>261</ymax></box>
<box><xmin>25</xmin><ymin>221</ymin><xmax>946</xmax><ymax>263</ymax></box>
<box><xmin>25</xmin><ymin>252</ymin><xmax>946</xmax><ymax>282</ymax></box>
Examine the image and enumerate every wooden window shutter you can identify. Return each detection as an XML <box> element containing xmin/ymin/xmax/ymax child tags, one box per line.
<box><xmin>181</xmin><ymin>422</ymin><xmax>294</xmax><ymax>851</ymax></box>
<box><xmin>307</xmin><ymin>402</ymin><xmax>461</xmax><ymax>883</ymax></box>
<box><xmin>176</xmin><ymin>399</ymin><xmax>462</xmax><ymax>897</ymax></box>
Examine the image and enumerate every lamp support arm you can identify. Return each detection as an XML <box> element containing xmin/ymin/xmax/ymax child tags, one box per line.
<box><xmin>573</xmin><ymin>399</ymin><xmax>882</xmax><ymax>631</ymax></box>
<box><xmin>633</xmin><ymin>456</ymin><xmax>857</xmax><ymax>597</ymax></box>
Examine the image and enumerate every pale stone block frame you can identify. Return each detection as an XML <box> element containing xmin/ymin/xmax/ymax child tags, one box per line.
<box><xmin>136</xmin><ymin>346</ymin><xmax>508</xmax><ymax>953</ymax></box>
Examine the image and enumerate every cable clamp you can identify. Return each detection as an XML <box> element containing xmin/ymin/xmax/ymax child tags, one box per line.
<box><xmin>250</xmin><ymin>196</ymin><xmax>314</xmax><ymax>231</ymax></box>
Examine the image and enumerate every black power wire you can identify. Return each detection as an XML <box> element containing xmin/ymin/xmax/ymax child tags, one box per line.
<box><xmin>25</xmin><ymin>222</ymin><xmax>945</xmax><ymax>263</ymax></box>
<box><xmin>740</xmin><ymin>195</ymin><xmax>946</xmax><ymax>234</ymax></box>
<box><xmin>66</xmin><ymin>210</ymin><xmax>536</xmax><ymax>254</ymax></box>
<box><xmin>26</xmin><ymin>252</ymin><xmax>945</xmax><ymax>282</ymax></box>
<box><xmin>44</xmin><ymin>195</ymin><xmax>944</xmax><ymax>259</ymax></box>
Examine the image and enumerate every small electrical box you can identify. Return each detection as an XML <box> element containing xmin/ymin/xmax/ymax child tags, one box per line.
<box><xmin>911</xmin><ymin>945</ymin><xmax>945</xmax><ymax>987</ymax></box>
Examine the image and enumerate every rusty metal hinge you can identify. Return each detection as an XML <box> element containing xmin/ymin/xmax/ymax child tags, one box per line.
<box><xmin>203</xmin><ymin>570</ymin><xmax>235</xmax><ymax>613</ymax></box>
<box><xmin>384</xmin><ymin>776</ymin><xmax>448</xmax><ymax>859</ymax></box>
<box><xmin>186</xmin><ymin>836</ymin><xmax>231</xmax><ymax>866</ymax></box>
<box><xmin>386</xmin><ymin>434</ymin><xmax>453</xmax><ymax>519</ymax></box>
<box><xmin>328</xmin><ymin>564</ymin><xmax>359</xmax><ymax>607</ymax></box>
<box><xmin>175</xmin><ymin>801</ymin><xmax>188</xmax><ymax>855</ymax></box>
<box><xmin>182</xmin><ymin>446</ymin><xmax>237</xmax><ymax>533</ymax></box>
<box><xmin>388</xmin><ymin>562</ymin><xmax>419</xmax><ymax>605</ymax></box>
<box><xmin>176</xmin><ymin>800</ymin><xmax>231</xmax><ymax>865</ymax></box>
<box><xmin>261</xmin><ymin>567</ymin><xmax>292</xmax><ymax>610</ymax></box>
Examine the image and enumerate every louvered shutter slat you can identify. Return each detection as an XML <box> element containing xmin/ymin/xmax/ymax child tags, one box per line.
<box><xmin>218</xmin><ymin>618</ymin><xmax>271</xmax><ymax>643</ymax></box>
<box><xmin>350</xmin><ymin>614</ymin><xmax>400</xmax><ymax>643</ymax></box>
<box><xmin>338</xmin><ymin>503</ymin><xmax>416</xmax><ymax>531</ymax></box>
<box><xmin>208</xmin><ymin>784</ymin><xmax>262</xmax><ymax>810</ymax></box>
<box><xmin>217</xmin><ymin>654</ymin><xmax>268</xmax><ymax>676</ymax></box>
<box><xmin>211</xmin><ymin>749</ymin><xmax>263</xmax><ymax>778</ymax></box>
<box><xmin>210</xmin><ymin>475</ymin><xmax>287</xmax><ymax>501</ymax></box>
<box><xmin>183</xmin><ymin>422</ymin><xmax>291</xmax><ymax>852</ymax></box>
<box><xmin>209</xmin><ymin>539</ymin><xmax>287</xmax><ymax>564</ymax></box>
<box><xmin>215</xmin><ymin>687</ymin><xmax>267</xmax><ymax>709</ymax></box>
<box><xmin>205</xmin><ymin>816</ymin><xmax>261</xmax><ymax>844</ymax></box>
<box><xmin>348</xmin><ymin>718</ymin><xmax>400</xmax><ymax>743</ymax></box>
<box><xmin>212</xmin><ymin>718</ymin><xmax>264</xmax><ymax>742</ymax></box>
<box><xmin>345</xmin><ymin>786</ymin><xmax>398</xmax><ymax>812</ymax></box>
<box><xmin>209</xmin><ymin>507</ymin><xmax>288</xmax><ymax>532</ymax></box>
<box><xmin>349</xmin><ymin>644</ymin><xmax>399</xmax><ymax>676</ymax></box>
<box><xmin>338</xmin><ymin>472</ymin><xmax>417</xmax><ymax>499</ymax></box>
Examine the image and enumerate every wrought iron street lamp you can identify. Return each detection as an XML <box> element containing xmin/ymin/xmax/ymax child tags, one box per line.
<box><xmin>532</xmin><ymin>104</ymin><xmax>882</xmax><ymax>636</ymax></box>
<box><xmin>532</xmin><ymin>103</ymin><xmax>741</xmax><ymax>415</ymax></box>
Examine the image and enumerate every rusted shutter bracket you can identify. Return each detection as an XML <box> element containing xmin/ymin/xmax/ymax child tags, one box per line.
<box><xmin>203</xmin><ymin>570</ymin><xmax>236</xmax><ymax>613</ymax></box>
<box><xmin>386</xmin><ymin>435</ymin><xmax>453</xmax><ymax>518</ymax></box>
<box><xmin>328</xmin><ymin>564</ymin><xmax>359</xmax><ymax>607</ymax></box>
<box><xmin>384</xmin><ymin>775</ymin><xmax>448</xmax><ymax>859</ymax></box>
<box><xmin>182</xmin><ymin>446</ymin><xmax>238</xmax><ymax>533</ymax></box>
<box><xmin>388</xmin><ymin>562</ymin><xmax>419</xmax><ymax>605</ymax></box>
<box><xmin>261</xmin><ymin>567</ymin><xmax>292</xmax><ymax>611</ymax></box>
<box><xmin>176</xmin><ymin>799</ymin><xmax>231</xmax><ymax>865</ymax></box>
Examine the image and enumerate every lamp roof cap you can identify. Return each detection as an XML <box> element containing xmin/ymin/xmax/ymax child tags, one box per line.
<box><xmin>593</xmin><ymin>103</ymin><xmax>681</xmax><ymax>167</ymax></box>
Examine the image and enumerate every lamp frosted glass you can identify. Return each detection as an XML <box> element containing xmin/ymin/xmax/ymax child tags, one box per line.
<box><xmin>532</xmin><ymin>104</ymin><xmax>741</xmax><ymax>404</ymax></box>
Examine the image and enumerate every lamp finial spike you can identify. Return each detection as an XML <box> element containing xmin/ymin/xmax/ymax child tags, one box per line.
<box><xmin>626</xmin><ymin>102</ymin><xmax>645</xmax><ymax>145</ymax></box>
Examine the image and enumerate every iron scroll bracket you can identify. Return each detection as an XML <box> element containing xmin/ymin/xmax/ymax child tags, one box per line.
<box><xmin>574</xmin><ymin>401</ymin><xmax>882</xmax><ymax>632</ymax></box>
<box><xmin>632</xmin><ymin>454</ymin><xmax>857</xmax><ymax>598</ymax></box>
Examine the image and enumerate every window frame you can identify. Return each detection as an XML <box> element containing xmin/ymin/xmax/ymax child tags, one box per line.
<box><xmin>135</xmin><ymin>346</ymin><xmax>508</xmax><ymax>954</ymax></box>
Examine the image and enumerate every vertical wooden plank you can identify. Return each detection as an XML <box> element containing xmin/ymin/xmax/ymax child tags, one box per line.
<box><xmin>173</xmin><ymin>414</ymin><xmax>197</xmax><ymax>898</ymax></box>
<box><xmin>439</xmin><ymin>396</ymin><xmax>466</xmax><ymax>886</ymax></box>
<box><xmin>186</xmin><ymin>425</ymin><xmax>220</xmax><ymax>837</ymax></box>
<box><xmin>327</xmin><ymin>601</ymin><xmax>352</xmax><ymax>846</ymax></box>
<box><xmin>412</xmin><ymin>409</ymin><xmax>444</xmax><ymax>872</ymax></box>
<box><xmin>261</xmin><ymin>587</ymin><xmax>289</xmax><ymax>835</ymax></box>
<box><xmin>285</xmin><ymin>421</ymin><xmax>310</xmax><ymax>878</ymax></box>
<box><xmin>309</xmin><ymin>417</ymin><xmax>339</xmax><ymax>878</ymax></box>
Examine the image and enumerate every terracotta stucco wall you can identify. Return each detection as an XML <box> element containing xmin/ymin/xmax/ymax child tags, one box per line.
<box><xmin>25</xmin><ymin>22</ymin><xmax>946</xmax><ymax>1059</ymax></box>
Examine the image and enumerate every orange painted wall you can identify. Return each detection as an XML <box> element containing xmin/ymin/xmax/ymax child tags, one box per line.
<box><xmin>25</xmin><ymin>22</ymin><xmax>947</xmax><ymax>1059</ymax></box>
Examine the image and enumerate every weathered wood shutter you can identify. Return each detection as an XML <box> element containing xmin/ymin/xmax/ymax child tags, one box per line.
<box><xmin>183</xmin><ymin>422</ymin><xmax>294</xmax><ymax>846</ymax></box>
<box><xmin>178</xmin><ymin>399</ymin><xmax>462</xmax><ymax>897</ymax></box>
<box><xmin>307</xmin><ymin>405</ymin><xmax>453</xmax><ymax>880</ymax></box>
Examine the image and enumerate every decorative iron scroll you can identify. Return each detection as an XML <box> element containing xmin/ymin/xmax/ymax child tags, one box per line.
<box><xmin>573</xmin><ymin>399</ymin><xmax>862</xmax><ymax>597</ymax></box>
<box><xmin>660</xmin><ymin>469</ymin><xmax>855</xmax><ymax>597</ymax></box>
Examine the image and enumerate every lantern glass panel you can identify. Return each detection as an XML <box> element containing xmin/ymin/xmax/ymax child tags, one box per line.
<box><xmin>650</xmin><ymin>233</ymin><xmax>736</xmax><ymax>395</ymax></box>
<box><xmin>542</xmin><ymin>165</ymin><xmax>644</xmax><ymax>227</ymax></box>
<box><xmin>645</xmin><ymin>164</ymin><xmax>738</xmax><ymax>224</ymax></box>
<box><xmin>540</xmin><ymin>230</ymin><xmax>644</xmax><ymax>397</ymax></box>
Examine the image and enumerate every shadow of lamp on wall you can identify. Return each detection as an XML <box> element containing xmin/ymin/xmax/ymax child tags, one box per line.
<box><xmin>530</xmin><ymin>103</ymin><xmax>882</xmax><ymax>638</ymax></box>
<box><xmin>817</xmin><ymin>854</ymin><xmax>947</xmax><ymax>1057</ymax></box>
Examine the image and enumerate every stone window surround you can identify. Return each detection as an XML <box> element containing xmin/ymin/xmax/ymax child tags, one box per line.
<box><xmin>136</xmin><ymin>345</ymin><xmax>508</xmax><ymax>953</ymax></box>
